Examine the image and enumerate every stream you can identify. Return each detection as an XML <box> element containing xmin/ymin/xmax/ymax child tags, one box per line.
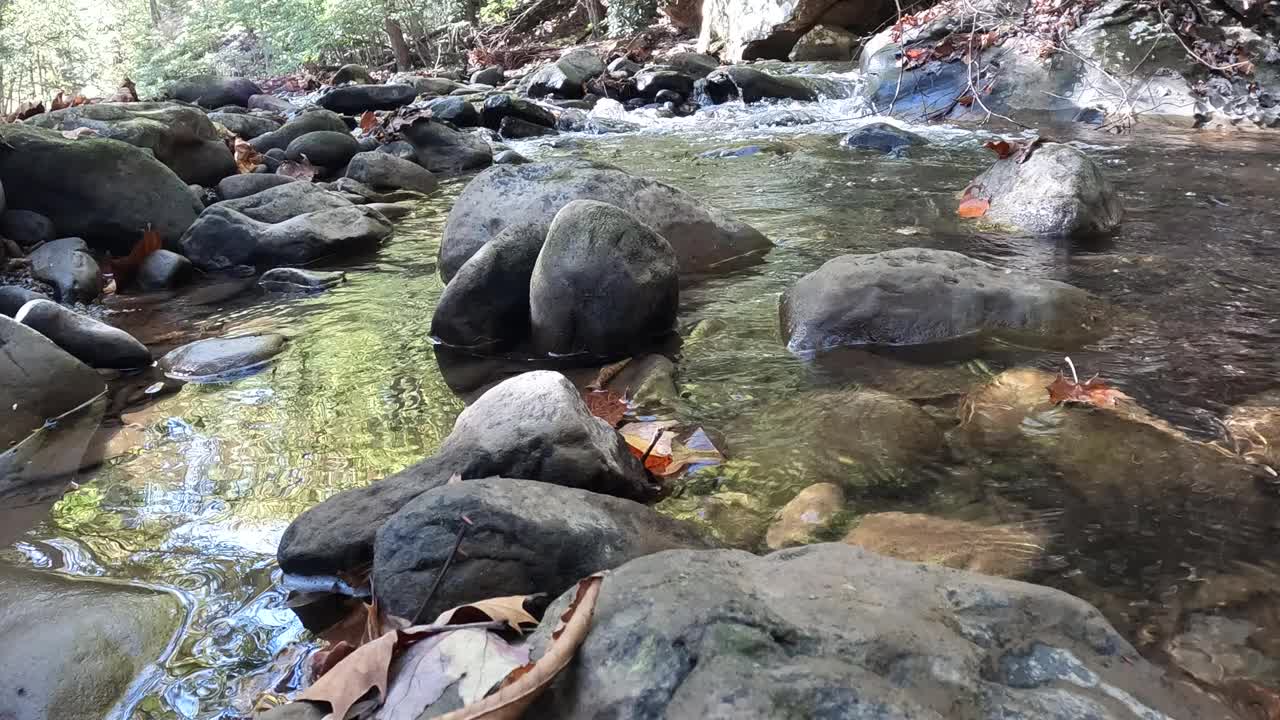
<box><xmin>6</xmin><ymin>75</ymin><xmax>1280</xmax><ymax>718</ymax></box>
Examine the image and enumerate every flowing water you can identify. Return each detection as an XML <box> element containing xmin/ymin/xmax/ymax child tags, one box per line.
<box><xmin>6</xmin><ymin>76</ymin><xmax>1280</xmax><ymax>718</ymax></box>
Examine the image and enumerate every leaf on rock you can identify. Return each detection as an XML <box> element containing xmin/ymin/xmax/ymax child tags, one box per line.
<box><xmin>583</xmin><ymin>389</ymin><xmax>628</xmax><ymax>427</ymax></box>
<box><xmin>957</xmin><ymin>197</ymin><xmax>990</xmax><ymax>218</ymax></box>
<box><xmin>430</xmin><ymin>574</ymin><xmax>604</xmax><ymax>720</ymax></box>
<box><xmin>435</xmin><ymin>596</ymin><xmax>538</xmax><ymax>633</ymax></box>
<box><xmin>298</xmin><ymin>629</ymin><xmax>398</xmax><ymax>720</ymax></box>
<box><xmin>104</xmin><ymin>228</ymin><xmax>163</xmax><ymax>288</ymax></box>
<box><xmin>375</xmin><ymin>629</ymin><xmax>529</xmax><ymax>720</ymax></box>
<box><xmin>234</xmin><ymin>137</ymin><xmax>265</xmax><ymax>174</ymax></box>
<box><xmin>359</xmin><ymin>111</ymin><xmax>379</xmax><ymax>134</ymax></box>
<box><xmin>50</xmin><ymin>91</ymin><xmax>70</xmax><ymax>111</ymax></box>
<box><xmin>1046</xmin><ymin>373</ymin><xmax>1128</xmax><ymax>408</ymax></box>
<box><xmin>311</xmin><ymin>640</ymin><xmax>356</xmax><ymax>680</ymax></box>
<box><xmin>619</xmin><ymin>422</ymin><xmax>724</xmax><ymax>477</ymax></box>
<box><xmin>279</xmin><ymin>155</ymin><xmax>318</xmax><ymax>181</ymax></box>
<box><xmin>386</xmin><ymin>106</ymin><xmax>434</xmax><ymax>135</ymax></box>
<box><xmin>60</xmin><ymin>127</ymin><xmax>98</xmax><ymax>140</ymax></box>
<box><xmin>587</xmin><ymin>358</ymin><xmax>632</xmax><ymax>391</ymax></box>
<box><xmin>983</xmin><ymin>139</ymin><xmax>1016</xmax><ymax>159</ymax></box>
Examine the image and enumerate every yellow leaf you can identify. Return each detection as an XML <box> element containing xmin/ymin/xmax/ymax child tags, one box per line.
<box><xmin>434</xmin><ymin>596</ymin><xmax>538</xmax><ymax>633</ymax></box>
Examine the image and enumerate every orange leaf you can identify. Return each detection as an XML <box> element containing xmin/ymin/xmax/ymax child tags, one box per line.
<box><xmin>434</xmin><ymin>596</ymin><xmax>538</xmax><ymax>633</ymax></box>
<box><xmin>107</xmin><ymin>228</ymin><xmax>164</xmax><ymax>288</ymax></box>
<box><xmin>1046</xmin><ymin>374</ymin><xmax>1127</xmax><ymax>408</ymax></box>
<box><xmin>358</xmin><ymin>110</ymin><xmax>378</xmax><ymax>133</ymax></box>
<box><xmin>957</xmin><ymin>197</ymin><xmax>990</xmax><ymax>218</ymax></box>
<box><xmin>984</xmin><ymin>139</ymin><xmax>1017</xmax><ymax>159</ymax></box>
<box><xmin>583</xmin><ymin>389</ymin><xmax>627</xmax><ymax>427</ymax></box>
<box><xmin>234</xmin><ymin>137</ymin><xmax>265</xmax><ymax>174</ymax></box>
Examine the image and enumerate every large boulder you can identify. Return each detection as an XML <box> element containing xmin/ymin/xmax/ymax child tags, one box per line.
<box><xmin>248</xmin><ymin>109</ymin><xmax>349</xmax><ymax>153</ymax></box>
<box><xmin>277</xmin><ymin>371</ymin><xmax>655</xmax><ymax>577</ymax></box>
<box><xmin>530</xmin><ymin>200</ymin><xmax>679</xmax><ymax>356</ymax></box>
<box><xmin>373</xmin><ymin>478</ymin><xmax>712</xmax><ymax>620</ymax></box>
<box><xmin>840</xmin><ymin>121</ymin><xmax>926</xmax><ymax>154</ymax></box>
<box><xmin>316</xmin><ymin>84</ymin><xmax>418</xmax><ymax>114</ymax></box>
<box><xmin>15</xmin><ymin>299</ymin><xmax>151</xmax><ymax>369</ymax></box>
<box><xmin>218</xmin><ymin>180</ymin><xmax>353</xmax><ymax>223</ymax></box>
<box><xmin>844</xmin><ymin>512</ymin><xmax>1046</xmax><ymax>579</ymax></box>
<box><xmin>216</xmin><ymin>173</ymin><xmax>297</xmax><ymax>201</ymax></box>
<box><xmin>26</xmin><ymin>102</ymin><xmax>236</xmax><ymax>185</ymax></box>
<box><xmin>0</xmin><ymin>124</ymin><xmax>202</xmax><ymax>251</ymax></box>
<box><xmin>440</xmin><ymin>160</ymin><xmax>771</xmax><ymax>281</ymax></box>
<box><xmin>702</xmin><ymin>66</ymin><xmax>819</xmax><ymax>103</ymax></box>
<box><xmin>0</xmin><ymin>209</ymin><xmax>56</xmax><ymax>247</ymax></box>
<box><xmin>780</xmin><ymin>248</ymin><xmax>1108</xmax><ymax>353</ymax></box>
<box><xmin>430</xmin><ymin>224</ymin><xmax>543</xmax><ymax>350</ymax></box>
<box><xmin>208</xmin><ymin>111</ymin><xmax>282</xmax><ymax>140</ymax></box>
<box><xmin>426</xmin><ymin>96</ymin><xmax>480</xmax><ymax>127</ymax></box>
<box><xmin>167</xmin><ymin>75</ymin><xmax>263</xmax><ymax>108</ymax></box>
<box><xmin>29</xmin><ymin>237</ymin><xmax>101</xmax><ymax>304</ymax></box>
<box><xmin>344</xmin><ymin>151</ymin><xmax>438</xmax><ymax>194</ymax></box>
<box><xmin>789</xmin><ymin>23</ymin><xmax>860</xmax><ymax>60</ymax></box>
<box><xmin>400</xmin><ymin>120</ymin><xmax>493</xmax><ymax>174</ymax></box>
<box><xmin>480</xmin><ymin>94</ymin><xmax>557</xmax><ymax>131</ymax></box>
<box><xmin>177</xmin><ymin>204</ymin><xmax>392</xmax><ymax>269</ymax></box>
<box><xmin>0</xmin><ymin>567</ymin><xmax>182</xmax><ymax>720</ymax></box>
<box><xmin>526</xmin><ymin>544</ymin><xmax>1242</xmax><ymax>719</ymax></box>
<box><xmin>968</xmin><ymin>142</ymin><xmax>1123</xmax><ymax>237</ymax></box>
<box><xmin>0</xmin><ymin>315</ymin><xmax>105</xmax><ymax>452</ymax></box>
<box><xmin>527</xmin><ymin>48</ymin><xmax>606</xmax><ymax>99</ymax></box>
<box><xmin>698</xmin><ymin>0</ymin><xmax>895</xmax><ymax>61</ymax></box>
<box><xmin>284</xmin><ymin>130</ymin><xmax>360</xmax><ymax>170</ymax></box>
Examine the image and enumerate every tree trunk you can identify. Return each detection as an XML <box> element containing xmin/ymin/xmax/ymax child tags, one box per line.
<box><xmin>384</xmin><ymin>17</ymin><xmax>412</xmax><ymax>71</ymax></box>
<box><xmin>149</xmin><ymin>0</ymin><xmax>161</xmax><ymax>26</ymax></box>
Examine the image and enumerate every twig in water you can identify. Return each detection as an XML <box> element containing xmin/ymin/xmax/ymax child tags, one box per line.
<box><xmin>412</xmin><ymin>514</ymin><xmax>474</xmax><ymax>624</ymax></box>
<box><xmin>640</xmin><ymin>429</ymin><xmax>665</xmax><ymax>465</ymax></box>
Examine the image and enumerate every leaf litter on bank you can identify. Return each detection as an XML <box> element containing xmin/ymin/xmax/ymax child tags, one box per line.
<box><xmin>235</xmin><ymin>137</ymin><xmax>267</xmax><ymax>173</ymax></box>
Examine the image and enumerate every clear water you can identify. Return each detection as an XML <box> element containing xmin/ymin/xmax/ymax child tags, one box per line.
<box><xmin>6</xmin><ymin>89</ymin><xmax>1280</xmax><ymax>718</ymax></box>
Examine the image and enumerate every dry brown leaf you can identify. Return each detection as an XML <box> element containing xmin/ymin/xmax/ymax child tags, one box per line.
<box><xmin>430</xmin><ymin>574</ymin><xmax>604</xmax><ymax>720</ymax></box>
<box><xmin>587</xmin><ymin>358</ymin><xmax>632</xmax><ymax>391</ymax></box>
<box><xmin>279</xmin><ymin>155</ymin><xmax>318</xmax><ymax>181</ymax></box>
<box><xmin>359</xmin><ymin>110</ymin><xmax>379</xmax><ymax>134</ymax></box>
<box><xmin>298</xmin><ymin>629</ymin><xmax>398</xmax><ymax>720</ymax></box>
<box><xmin>1046</xmin><ymin>373</ymin><xmax>1128</xmax><ymax>408</ymax></box>
<box><xmin>234</xmin><ymin>137</ymin><xmax>265</xmax><ymax>174</ymax></box>
<box><xmin>435</xmin><ymin>596</ymin><xmax>537</xmax><ymax>633</ymax></box>
<box><xmin>583</xmin><ymin>389</ymin><xmax>628</xmax><ymax>427</ymax></box>
<box><xmin>60</xmin><ymin>127</ymin><xmax>98</xmax><ymax>140</ymax></box>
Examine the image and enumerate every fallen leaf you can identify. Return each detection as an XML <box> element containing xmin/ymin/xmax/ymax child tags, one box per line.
<box><xmin>435</xmin><ymin>596</ymin><xmax>538</xmax><ymax>633</ymax></box>
<box><xmin>234</xmin><ymin>137</ymin><xmax>265</xmax><ymax>173</ymax></box>
<box><xmin>375</xmin><ymin>629</ymin><xmax>529</xmax><ymax>720</ymax></box>
<box><xmin>1046</xmin><ymin>373</ymin><xmax>1128</xmax><ymax>408</ymax></box>
<box><xmin>957</xmin><ymin>197</ymin><xmax>990</xmax><ymax>218</ymax></box>
<box><xmin>983</xmin><ymin>139</ymin><xmax>1016</xmax><ymax>158</ymax></box>
<box><xmin>619</xmin><ymin>422</ymin><xmax>724</xmax><ymax>477</ymax></box>
<box><xmin>587</xmin><ymin>358</ymin><xmax>632</xmax><ymax>391</ymax></box>
<box><xmin>431</xmin><ymin>574</ymin><xmax>604</xmax><ymax>720</ymax></box>
<box><xmin>583</xmin><ymin>389</ymin><xmax>628</xmax><ymax>427</ymax></box>
<box><xmin>298</xmin><ymin>629</ymin><xmax>398</xmax><ymax>720</ymax></box>
<box><xmin>311</xmin><ymin>640</ymin><xmax>355</xmax><ymax>679</ymax></box>
<box><xmin>50</xmin><ymin>91</ymin><xmax>69</xmax><ymax>111</ymax></box>
<box><xmin>103</xmin><ymin>228</ymin><xmax>163</xmax><ymax>288</ymax></box>
<box><xmin>60</xmin><ymin>127</ymin><xmax>98</xmax><ymax>140</ymax></box>
<box><xmin>359</xmin><ymin>110</ymin><xmax>379</xmax><ymax>134</ymax></box>
<box><xmin>278</xmin><ymin>155</ymin><xmax>318</xmax><ymax>181</ymax></box>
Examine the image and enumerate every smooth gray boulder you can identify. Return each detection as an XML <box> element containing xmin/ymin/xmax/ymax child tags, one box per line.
<box><xmin>527</xmin><ymin>48</ymin><xmax>606</xmax><ymax>99</ymax></box>
<box><xmin>789</xmin><ymin>24</ymin><xmax>860</xmax><ymax>61</ymax></box>
<box><xmin>0</xmin><ymin>209</ymin><xmax>56</xmax><ymax>247</ymax></box>
<box><xmin>840</xmin><ymin>121</ymin><xmax>927</xmax><ymax>154</ymax></box>
<box><xmin>0</xmin><ymin>315</ymin><xmax>105</xmax><ymax>451</ymax></box>
<box><xmin>178</xmin><ymin>204</ymin><xmax>392</xmax><ymax>269</ymax></box>
<box><xmin>471</xmin><ymin>65</ymin><xmax>504</xmax><ymax>85</ymax></box>
<box><xmin>29</xmin><ymin>237</ymin><xmax>101</xmax><ymax>303</ymax></box>
<box><xmin>969</xmin><ymin>142</ymin><xmax>1124</xmax><ymax>237</ymax></box>
<box><xmin>208</xmin><ymin>111</ymin><xmax>281</xmax><ymax>139</ymax></box>
<box><xmin>27</xmin><ymin>102</ymin><xmax>236</xmax><ymax>185</ymax></box>
<box><xmin>480</xmin><ymin>94</ymin><xmax>557</xmax><ymax>130</ymax></box>
<box><xmin>780</xmin><ymin>248</ymin><xmax>1109</xmax><ymax>353</ymax></box>
<box><xmin>0</xmin><ymin>124</ymin><xmax>202</xmax><ymax>250</ymax></box>
<box><xmin>258</xmin><ymin>267</ymin><xmax>346</xmax><ymax>292</ymax></box>
<box><xmin>249</xmin><ymin>109</ymin><xmax>349</xmax><ymax>153</ymax></box>
<box><xmin>526</xmin><ymin>544</ymin><xmax>1242</xmax><ymax>720</ymax></box>
<box><xmin>400</xmin><ymin>120</ymin><xmax>493</xmax><ymax>174</ymax></box>
<box><xmin>426</xmin><ymin>96</ymin><xmax>480</xmax><ymax>127</ymax></box>
<box><xmin>0</xmin><ymin>285</ymin><xmax>46</xmax><ymax>317</ymax></box>
<box><xmin>344</xmin><ymin>151</ymin><xmax>438</xmax><ymax>194</ymax></box>
<box><xmin>217</xmin><ymin>181</ymin><xmax>352</xmax><ymax>223</ymax></box>
<box><xmin>440</xmin><ymin>159</ymin><xmax>771</xmax><ymax>281</ymax></box>
<box><xmin>277</xmin><ymin>371</ymin><xmax>654</xmax><ymax>577</ymax></box>
<box><xmin>430</xmin><ymin>224</ymin><xmax>543</xmax><ymax>349</ymax></box>
<box><xmin>216</xmin><ymin>173</ymin><xmax>297</xmax><ymax>201</ymax></box>
<box><xmin>702</xmin><ymin>66</ymin><xmax>819</xmax><ymax>104</ymax></box>
<box><xmin>158</xmin><ymin>333</ymin><xmax>288</xmax><ymax>381</ymax></box>
<box><xmin>167</xmin><ymin>75</ymin><xmax>262</xmax><ymax>108</ymax></box>
<box><xmin>373</xmin><ymin>478</ymin><xmax>712</xmax><ymax>621</ymax></box>
<box><xmin>530</xmin><ymin>201</ymin><xmax>678</xmax><ymax>356</ymax></box>
<box><xmin>284</xmin><ymin>130</ymin><xmax>360</xmax><ymax>169</ymax></box>
<box><xmin>316</xmin><ymin>84</ymin><xmax>417</xmax><ymax>114</ymax></box>
<box><xmin>136</xmin><ymin>249</ymin><xmax>193</xmax><ymax>291</ymax></box>
<box><xmin>16</xmin><ymin>299</ymin><xmax>150</xmax><ymax>369</ymax></box>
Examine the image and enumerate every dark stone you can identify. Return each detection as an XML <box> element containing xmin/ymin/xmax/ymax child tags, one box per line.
<box><xmin>373</xmin><ymin>478</ymin><xmax>713</xmax><ymax>621</ymax></box>
<box><xmin>840</xmin><ymin>122</ymin><xmax>927</xmax><ymax>154</ymax></box>
<box><xmin>159</xmin><ymin>333</ymin><xmax>288</xmax><ymax>381</ymax></box>
<box><xmin>529</xmin><ymin>200</ymin><xmax>678</xmax><ymax>356</ymax></box>
<box><xmin>0</xmin><ymin>209</ymin><xmax>55</xmax><ymax>247</ymax></box>
<box><xmin>217</xmin><ymin>181</ymin><xmax>352</xmax><ymax>223</ymax></box>
<box><xmin>470</xmin><ymin>65</ymin><xmax>504</xmax><ymax>86</ymax></box>
<box><xmin>705</xmin><ymin>66</ymin><xmax>819</xmax><ymax>104</ymax></box>
<box><xmin>480</xmin><ymin>94</ymin><xmax>557</xmax><ymax>131</ymax></box>
<box><xmin>332</xmin><ymin>64</ymin><xmax>374</xmax><ymax>85</ymax></box>
<box><xmin>399</xmin><ymin>120</ymin><xmax>493</xmax><ymax>174</ymax></box>
<box><xmin>499</xmin><ymin>116</ymin><xmax>559</xmax><ymax>139</ymax></box>
<box><xmin>258</xmin><ymin>267</ymin><xmax>346</xmax><ymax>292</ymax></box>
<box><xmin>527</xmin><ymin>49</ymin><xmax>606</xmax><ymax>99</ymax></box>
<box><xmin>178</xmin><ymin>204</ymin><xmax>392</xmax><ymax>269</ymax></box>
<box><xmin>345</xmin><ymin>151</ymin><xmax>438</xmax><ymax>194</ymax></box>
<box><xmin>653</xmin><ymin>89</ymin><xmax>684</xmax><ymax>104</ymax></box>
<box><xmin>635</xmin><ymin>70</ymin><xmax>696</xmax><ymax>99</ymax></box>
<box><xmin>167</xmin><ymin>75</ymin><xmax>263</xmax><ymax>109</ymax></box>
<box><xmin>426</xmin><ymin>96</ymin><xmax>480</xmax><ymax>127</ymax></box>
<box><xmin>136</xmin><ymin>249</ymin><xmax>194</xmax><ymax>291</ymax></box>
<box><xmin>248</xmin><ymin>94</ymin><xmax>297</xmax><ymax>114</ymax></box>
<box><xmin>431</xmin><ymin>224</ymin><xmax>543</xmax><ymax>349</ymax></box>
<box><xmin>249</xmin><ymin>109</ymin><xmax>350</xmax><ymax>153</ymax></box>
<box><xmin>0</xmin><ymin>286</ymin><xmax>46</xmax><ymax>317</ymax></box>
<box><xmin>29</xmin><ymin>237</ymin><xmax>101</xmax><ymax>304</ymax></box>
<box><xmin>209</xmin><ymin>111</ymin><xmax>282</xmax><ymax>140</ymax></box>
<box><xmin>316</xmin><ymin>84</ymin><xmax>418</xmax><ymax>114</ymax></box>
<box><xmin>607</xmin><ymin>57</ymin><xmax>642</xmax><ymax>75</ymax></box>
<box><xmin>284</xmin><ymin>130</ymin><xmax>360</xmax><ymax>169</ymax></box>
<box><xmin>0</xmin><ymin>314</ymin><xmax>105</xmax><ymax>451</ymax></box>
<box><xmin>16</xmin><ymin>299</ymin><xmax>150</xmax><ymax>369</ymax></box>
<box><xmin>216</xmin><ymin>173</ymin><xmax>298</xmax><ymax>201</ymax></box>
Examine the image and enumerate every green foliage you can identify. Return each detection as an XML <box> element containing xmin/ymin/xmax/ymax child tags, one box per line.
<box><xmin>605</xmin><ymin>0</ymin><xmax>656</xmax><ymax>37</ymax></box>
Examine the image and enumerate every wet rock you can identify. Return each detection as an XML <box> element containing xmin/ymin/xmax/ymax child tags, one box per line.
<box><xmin>248</xmin><ymin>94</ymin><xmax>298</xmax><ymax>114</ymax></box>
<box><xmin>29</xmin><ymin>237</ymin><xmax>101</xmax><ymax>304</ymax></box>
<box><xmin>364</xmin><ymin>202</ymin><xmax>414</xmax><ymax>220</ymax></box>
<box><xmin>284</xmin><ymin>130</ymin><xmax>361</xmax><ymax>170</ymax></box>
<box><xmin>0</xmin><ymin>567</ymin><xmax>182</xmax><ymax>720</ymax></box>
<box><xmin>388</xmin><ymin>74</ymin><xmax>463</xmax><ymax>96</ymax></box>
<box><xmin>530</xmin><ymin>200</ymin><xmax>678</xmax><ymax>357</ymax></box>
<box><xmin>790</xmin><ymin>23</ymin><xmax>860</xmax><ymax>60</ymax></box>
<box><xmin>845</xmin><ymin>512</ymin><xmax>1046</xmax><ymax>578</ymax></box>
<box><xmin>431</xmin><ymin>224</ymin><xmax>543</xmax><ymax>350</ymax></box>
<box><xmin>0</xmin><ymin>285</ymin><xmax>46</xmax><ymax>317</ymax></box>
<box><xmin>16</xmin><ymin>299</ymin><xmax>151</xmax><ymax>369</ymax></box>
<box><xmin>259</xmin><ymin>267</ymin><xmax>346</xmax><ymax>292</ymax></box>
<box><xmin>0</xmin><ymin>124</ymin><xmax>203</xmax><ymax>251</ymax></box>
<box><xmin>178</xmin><ymin>204</ymin><xmax>391</xmax><ymax>269</ymax></box>
<box><xmin>1166</xmin><ymin>613</ymin><xmax>1277</xmax><ymax>686</ymax></box>
<box><xmin>400</xmin><ymin>119</ymin><xmax>494</xmax><ymax>174</ymax></box>
<box><xmin>216</xmin><ymin>173</ymin><xmax>297</xmax><ymax>201</ymax></box>
<box><xmin>0</xmin><ymin>209</ymin><xmax>56</xmax><ymax>247</ymax></box>
<box><xmin>209</xmin><ymin>111</ymin><xmax>282</xmax><ymax>140</ymax></box>
<box><xmin>607</xmin><ymin>56</ymin><xmax>642</xmax><ymax>75</ymax></box>
<box><xmin>665</xmin><ymin>52</ymin><xmax>720</xmax><ymax>78</ymax></box>
<box><xmin>499</xmin><ymin>116</ymin><xmax>559</xmax><ymax>139</ymax></box>
<box><xmin>635</xmin><ymin>69</ymin><xmax>696</xmax><ymax>100</ymax></box>
<box><xmin>780</xmin><ymin>248</ymin><xmax>1108</xmax><ymax>353</ymax></box>
<box><xmin>527</xmin><ymin>544</ymin><xmax>1240</xmax><ymax>719</ymax></box>
<box><xmin>493</xmin><ymin>148</ymin><xmax>529</xmax><ymax>164</ymax></box>
<box><xmin>426</xmin><ymin>96</ymin><xmax>480</xmax><ymax>127</ymax></box>
<box><xmin>0</xmin><ymin>314</ymin><xmax>105</xmax><ymax>450</ymax></box>
<box><xmin>372</xmin><ymin>478</ymin><xmax>712</xmax><ymax>620</ymax></box>
<box><xmin>317</xmin><ymin>84</ymin><xmax>418</xmax><ymax>114</ymax></box>
<box><xmin>969</xmin><ymin>142</ymin><xmax>1123</xmax><ymax>237</ymax></box>
<box><xmin>480</xmin><ymin>94</ymin><xmax>557</xmax><ymax>131</ymax></box>
<box><xmin>704</xmin><ymin>66</ymin><xmax>818</xmax><ymax>104</ymax></box>
<box><xmin>441</xmin><ymin>159</ymin><xmax>771</xmax><ymax>281</ymax></box>
<box><xmin>167</xmin><ymin>75</ymin><xmax>262</xmax><ymax>108</ymax></box>
<box><xmin>250</xmin><ymin>110</ymin><xmax>350</xmax><ymax>154</ymax></box>
<box><xmin>765</xmin><ymin>482</ymin><xmax>846</xmax><ymax>549</ymax></box>
<box><xmin>527</xmin><ymin>48</ymin><xmax>605</xmax><ymax>99</ymax></box>
<box><xmin>277</xmin><ymin>371</ymin><xmax>655</xmax><ymax>577</ymax></box>
<box><xmin>344</xmin><ymin>151</ymin><xmax>438</xmax><ymax>194</ymax></box>
<box><xmin>331</xmin><ymin>63</ymin><xmax>374</xmax><ymax>85</ymax></box>
<box><xmin>840</xmin><ymin>121</ymin><xmax>926</xmax><ymax>154</ymax></box>
<box><xmin>217</xmin><ymin>181</ymin><xmax>353</xmax><ymax>223</ymax></box>
<box><xmin>136</xmin><ymin>249</ymin><xmax>194</xmax><ymax>291</ymax></box>
<box><xmin>159</xmin><ymin>333</ymin><xmax>288</xmax><ymax>381</ymax></box>
<box><xmin>470</xmin><ymin>65</ymin><xmax>504</xmax><ymax>86</ymax></box>
<box><xmin>376</xmin><ymin>140</ymin><xmax>419</xmax><ymax>163</ymax></box>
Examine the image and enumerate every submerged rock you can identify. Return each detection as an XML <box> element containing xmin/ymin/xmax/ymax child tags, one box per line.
<box><xmin>526</xmin><ymin>544</ymin><xmax>1240</xmax><ymax>719</ymax></box>
<box><xmin>969</xmin><ymin>142</ymin><xmax>1123</xmax><ymax>237</ymax></box>
<box><xmin>258</xmin><ymin>267</ymin><xmax>346</xmax><ymax>292</ymax></box>
<box><xmin>29</xmin><ymin>237</ymin><xmax>101</xmax><ymax>304</ymax></box>
<box><xmin>440</xmin><ymin>159</ymin><xmax>771</xmax><ymax>281</ymax></box>
<box><xmin>16</xmin><ymin>299</ymin><xmax>151</xmax><ymax>369</ymax></box>
<box><xmin>530</xmin><ymin>200</ymin><xmax>679</xmax><ymax>357</ymax></box>
<box><xmin>845</xmin><ymin>512</ymin><xmax>1046</xmax><ymax>578</ymax></box>
<box><xmin>840</xmin><ymin>122</ymin><xmax>927</xmax><ymax>154</ymax></box>
<box><xmin>0</xmin><ymin>315</ymin><xmax>105</xmax><ymax>451</ymax></box>
<box><xmin>159</xmin><ymin>334</ymin><xmax>288</xmax><ymax>381</ymax></box>
<box><xmin>765</xmin><ymin>482</ymin><xmax>846</xmax><ymax>549</ymax></box>
<box><xmin>373</xmin><ymin>478</ymin><xmax>711</xmax><ymax>620</ymax></box>
<box><xmin>780</xmin><ymin>248</ymin><xmax>1108</xmax><ymax>353</ymax></box>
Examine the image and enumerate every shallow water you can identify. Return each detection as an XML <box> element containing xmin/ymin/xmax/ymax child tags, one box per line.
<box><xmin>6</xmin><ymin>91</ymin><xmax>1280</xmax><ymax>717</ymax></box>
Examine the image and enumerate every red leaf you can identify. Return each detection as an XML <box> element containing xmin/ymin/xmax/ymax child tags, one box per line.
<box><xmin>1046</xmin><ymin>374</ymin><xmax>1126</xmax><ymax>408</ymax></box>
<box><xmin>958</xmin><ymin>197</ymin><xmax>990</xmax><ymax>218</ymax></box>
<box><xmin>358</xmin><ymin>110</ymin><xmax>378</xmax><ymax>134</ymax></box>
<box><xmin>583</xmin><ymin>389</ymin><xmax>627</xmax><ymax>427</ymax></box>
<box><xmin>104</xmin><ymin>228</ymin><xmax>163</xmax><ymax>288</ymax></box>
<box><xmin>984</xmin><ymin>139</ymin><xmax>1017</xmax><ymax>159</ymax></box>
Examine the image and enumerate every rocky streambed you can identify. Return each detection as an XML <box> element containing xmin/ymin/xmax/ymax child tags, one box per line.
<box><xmin>3</xmin><ymin>38</ymin><xmax>1280</xmax><ymax>720</ymax></box>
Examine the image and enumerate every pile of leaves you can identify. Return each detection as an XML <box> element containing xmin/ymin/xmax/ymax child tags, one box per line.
<box><xmin>353</xmin><ymin>106</ymin><xmax>437</xmax><ymax>145</ymax></box>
